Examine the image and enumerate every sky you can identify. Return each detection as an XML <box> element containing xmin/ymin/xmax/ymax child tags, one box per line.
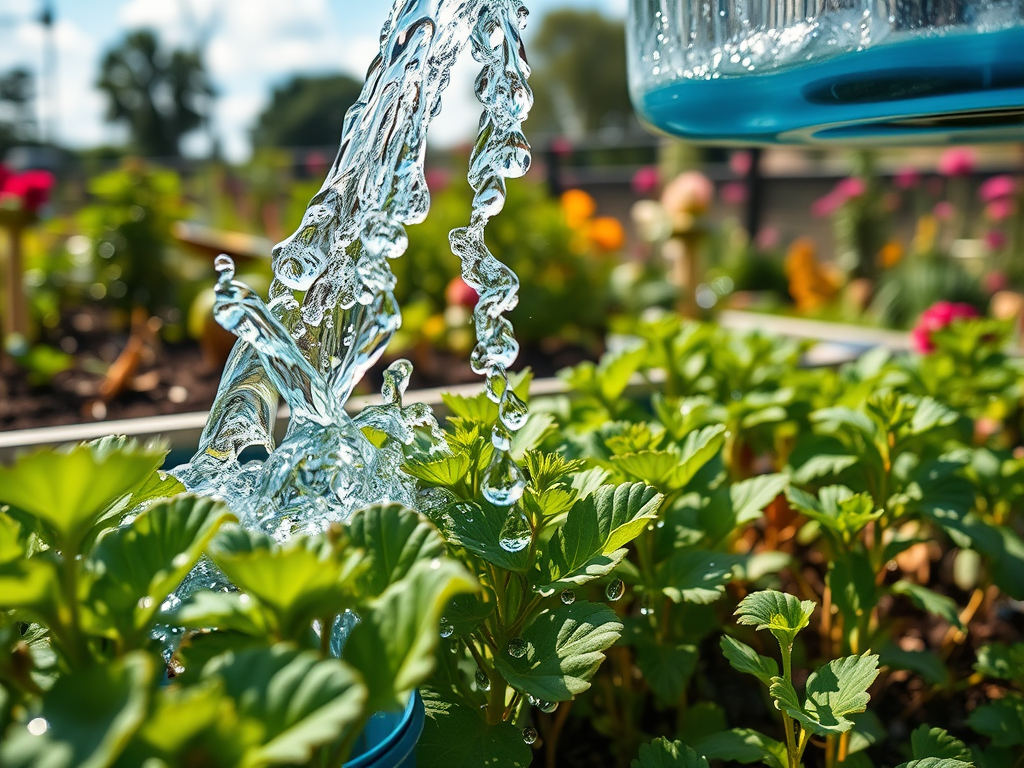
<box><xmin>0</xmin><ymin>0</ymin><xmax>626</xmax><ymax>161</ymax></box>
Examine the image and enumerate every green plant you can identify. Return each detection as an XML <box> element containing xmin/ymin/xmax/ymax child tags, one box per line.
<box><xmin>0</xmin><ymin>438</ymin><xmax>475</xmax><ymax>767</ymax></box>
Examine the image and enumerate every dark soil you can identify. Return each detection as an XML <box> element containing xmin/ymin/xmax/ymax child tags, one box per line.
<box><xmin>0</xmin><ymin>308</ymin><xmax>597</xmax><ymax>433</ymax></box>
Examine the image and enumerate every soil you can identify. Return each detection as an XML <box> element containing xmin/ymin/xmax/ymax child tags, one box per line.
<box><xmin>0</xmin><ymin>307</ymin><xmax>597</xmax><ymax>433</ymax></box>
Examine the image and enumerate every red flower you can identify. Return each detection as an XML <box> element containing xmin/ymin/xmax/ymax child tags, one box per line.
<box><xmin>719</xmin><ymin>181</ymin><xmax>747</xmax><ymax>206</ymax></box>
<box><xmin>445</xmin><ymin>276</ymin><xmax>478</xmax><ymax>308</ymax></box>
<box><xmin>631</xmin><ymin>165</ymin><xmax>659</xmax><ymax>197</ymax></box>
<box><xmin>811</xmin><ymin>192</ymin><xmax>842</xmax><ymax>218</ymax></box>
<box><xmin>835</xmin><ymin>177</ymin><xmax>866</xmax><ymax>199</ymax></box>
<box><xmin>0</xmin><ymin>169</ymin><xmax>54</xmax><ymax>214</ymax></box>
<box><xmin>911</xmin><ymin>301</ymin><xmax>980</xmax><ymax>353</ymax></box>
<box><xmin>932</xmin><ymin>201</ymin><xmax>955</xmax><ymax>221</ymax></box>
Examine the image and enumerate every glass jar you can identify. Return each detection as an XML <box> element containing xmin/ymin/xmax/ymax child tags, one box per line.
<box><xmin>627</xmin><ymin>0</ymin><xmax>1024</xmax><ymax>144</ymax></box>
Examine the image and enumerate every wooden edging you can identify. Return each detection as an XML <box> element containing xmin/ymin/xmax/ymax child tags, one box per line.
<box><xmin>0</xmin><ymin>312</ymin><xmax>913</xmax><ymax>460</ymax></box>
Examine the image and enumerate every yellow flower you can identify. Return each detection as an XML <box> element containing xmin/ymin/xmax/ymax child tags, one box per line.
<box><xmin>913</xmin><ymin>215</ymin><xmax>938</xmax><ymax>255</ymax></box>
<box><xmin>785</xmin><ymin>238</ymin><xmax>838</xmax><ymax>311</ymax></box>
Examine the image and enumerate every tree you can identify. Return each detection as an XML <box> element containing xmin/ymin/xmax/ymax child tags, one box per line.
<box><xmin>97</xmin><ymin>30</ymin><xmax>214</xmax><ymax>157</ymax></box>
<box><xmin>526</xmin><ymin>10</ymin><xmax>634</xmax><ymax>138</ymax></box>
<box><xmin>0</xmin><ymin>68</ymin><xmax>35</xmax><ymax>152</ymax></box>
<box><xmin>251</xmin><ymin>74</ymin><xmax>363</xmax><ymax>149</ymax></box>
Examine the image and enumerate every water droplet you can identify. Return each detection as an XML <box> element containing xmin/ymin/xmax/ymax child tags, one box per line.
<box><xmin>449</xmin><ymin>638</ymin><xmax>461</xmax><ymax>653</ymax></box>
<box><xmin>640</xmin><ymin>593</ymin><xmax>655</xmax><ymax>616</ymax></box>
<box><xmin>137</xmin><ymin>596</ymin><xmax>154</xmax><ymax>610</ymax></box>
<box><xmin>483</xmin><ymin>448</ymin><xmax>526</xmax><ymax>507</ymax></box>
<box><xmin>522</xmin><ymin>726</ymin><xmax>538</xmax><ymax>745</ymax></box>
<box><xmin>560</xmin><ymin>589</ymin><xmax>576</xmax><ymax>605</ymax></box>
<box><xmin>499</xmin><ymin>389</ymin><xmax>529</xmax><ymax>431</ymax></box>
<box><xmin>475</xmin><ymin>669</ymin><xmax>491</xmax><ymax>690</ymax></box>
<box><xmin>507</xmin><ymin>637</ymin><xmax>527</xmax><ymax>658</ymax></box>
<box><xmin>536</xmin><ymin>699</ymin><xmax>557</xmax><ymax>713</ymax></box>
<box><xmin>498</xmin><ymin>506</ymin><xmax>531</xmax><ymax>552</ymax></box>
<box><xmin>214</xmin><ymin>254</ymin><xmax>235</xmax><ymax>281</ymax></box>
<box><xmin>606</xmin><ymin>579</ymin><xmax>625</xmax><ymax>602</ymax></box>
<box><xmin>440</xmin><ymin>617</ymin><xmax>454</xmax><ymax>638</ymax></box>
<box><xmin>27</xmin><ymin>718</ymin><xmax>48</xmax><ymax>736</ymax></box>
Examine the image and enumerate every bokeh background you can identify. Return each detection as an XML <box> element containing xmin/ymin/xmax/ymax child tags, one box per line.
<box><xmin>0</xmin><ymin>0</ymin><xmax>1021</xmax><ymax>432</ymax></box>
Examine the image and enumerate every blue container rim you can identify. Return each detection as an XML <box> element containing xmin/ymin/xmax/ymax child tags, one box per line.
<box><xmin>345</xmin><ymin>690</ymin><xmax>424</xmax><ymax>768</ymax></box>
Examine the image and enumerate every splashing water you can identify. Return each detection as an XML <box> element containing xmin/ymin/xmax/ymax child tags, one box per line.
<box><xmin>172</xmin><ymin>0</ymin><xmax>534</xmax><ymax>545</ymax></box>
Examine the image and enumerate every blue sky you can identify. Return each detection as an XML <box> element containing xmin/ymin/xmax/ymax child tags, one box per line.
<box><xmin>0</xmin><ymin>0</ymin><xmax>625</xmax><ymax>160</ymax></box>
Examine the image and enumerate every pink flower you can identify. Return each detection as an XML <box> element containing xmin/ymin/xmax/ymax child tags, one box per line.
<box><xmin>811</xmin><ymin>192</ymin><xmax>843</xmax><ymax>218</ymax></box>
<box><xmin>661</xmin><ymin>171</ymin><xmax>714</xmax><ymax>217</ymax></box>
<box><xmin>425</xmin><ymin>168</ymin><xmax>450</xmax><ymax>192</ymax></box>
<box><xmin>729</xmin><ymin>151</ymin><xmax>752</xmax><ymax>176</ymax></box>
<box><xmin>894</xmin><ymin>167</ymin><xmax>921</xmax><ymax>190</ymax></box>
<box><xmin>631</xmin><ymin>165</ymin><xmax>659</xmax><ymax>197</ymax></box>
<box><xmin>986</xmin><ymin>229</ymin><xmax>1008</xmax><ymax>251</ymax></box>
<box><xmin>835</xmin><ymin>177</ymin><xmax>867</xmax><ymax>199</ymax></box>
<box><xmin>755</xmin><ymin>227</ymin><xmax>780</xmax><ymax>251</ymax></box>
<box><xmin>912</xmin><ymin>301</ymin><xmax>981</xmax><ymax>353</ymax></box>
<box><xmin>986</xmin><ymin>198</ymin><xmax>1015</xmax><ymax>222</ymax></box>
<box><xmin>933</xmin><ymin>201</ymin><xmax>955</xmax><ymax>221</ymax></box>
<box><xmin>720</xmin><ymin>181</ymin><xmax>747</xmax><ymax>205</ymax></box>
<box><xmin>985</xmin><ymin>271</ymin><xmax>1009</xmax><ymax>294</ymax></box>
<box><xmin>979</xmin><ymin>175</ymin><xmax>1017</xmax><ymax>202</ymax></box>
<box><xmin>549</xmin><ymin>136</ymin><xmax>573</xmax><ymax>158</ymax></box>
<box><xmin>938</xmin><ymin>147</ymin><xmax>976</xmax><ymax>177</ymax></box>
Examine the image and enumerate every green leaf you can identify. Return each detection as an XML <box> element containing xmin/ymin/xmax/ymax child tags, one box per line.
<box><xmin>658</xmin><ymin>550</ymin><xmax>736</xmax><ymax>604</ymax></box>
<box><xmin>442</xmin><ymin>592</ymin><xmax>493</xmax><ymax>638</ymax></box>
<box><xmin>610</xmin><ymin>425</ymin><xmax>726</xmax><ymax>492</ymax></box>
<box><xmin>418</xmin><ymin>690</ymin><xmax>531</xmax><ymax>768</ymax></box>
<box><xmin>0</xmin><ymin>442</ymin><xmax>164</xmax><ymax>555</ymax></box>
<box><xmin>878</xmin><ymin>645</ymin><xmax>950</xmax><ymax>687</ymax></box>
<box><xmin>123</xmin><ymin>470</ymin><xmax>186</xmax><ymax>513</ymax></box>
<box><xmin>85</xmin><ymin>495</ymin><xmax>234</xmax><ymax>642</ymax></box>
<box><xmin>894</xmin><ymin>760</ymin><xmax>974</xmax><ymax>768</ymax></box>
<box><xmin>0</xmin><ymin>652</ymin><xmax>154</xmax><ymax>768</ymax></box>
<box><xmin>771</xmin><ymin>653</ymin><xmax>880</xmax><ymax>736</ymax></box>
<box><xmin>112</xmin><ymin>679</ymin><xmax>257</xmax><ymax>768</ymax></box>
<box><xmin>540</xmin><ymin>483</ymin><xmax>662</xmax><ymax>589</ymax></box>
<box><xmin>494</xmin><ymin>601</ymin><xmax>622</xmax><ymax>702</ymax></box>
<box><xmin>523</xmin><ymin>451</ymin><xmax>586</xmax><ymax>493</ymax></box>
<box><xmin>911</xmin><ymin>725</ymin><xmax>973</xmax><ymax>761</ymax></box>
<box><xmin>510</xmin><ymin>412</ymin><xmax>555</xmax><ymax>459</ymax></box>
<box><xmin>344</xmin><ymin>558</ymin><xmax>476</xmax><ymax>711</ymax></box>
<box><xmin>632</xmin><ymin>738</ymin><xmax>709</xmax><ymax>768</ymax></box>
<box><xmin>443</xmin><ymin>501</ymin><xmax>532</xmax><ymax>573</ymax></box>
<box><xmin>720</xmin><ymin>635</ymin><xmax>779</xmax><ymax>687</ymax></box>
<box><xmin>165</xmin><ymin>591</ymin><xmax>272</xmax><ymax>636</ymax></box>
<box><xmin>812</xmin><ymin>407</ymin><xmax>878</xmax><ymax>440</ymax></box>
<box><xmin>695</xmin><ymin>729</ymin><xmax>787</xmax><ymax>768</ymax></box>
<box><xmin>633</xmin><ymin>636</ymin><xmax>697</xmax><ymax>702</ymax></box>
<box><xmin>205</xmin><ymin>644</ymin><xmax>367</xmax><ymax>764</ymax></box>
<box><xmin>346</xmin><ymin>503</ymin><xmax>446</xmax><ymax>596</ymax></box>
<box><xmin>967</xmin><ymin>697</ymin><xmax>1024</xmax><ymax>748</ymax></box>
<box><xmin>729</xmin><ymin>474</ymin><xmax>789</xmax><ymax>526</ymax></box>
<box><xmin>0</xmin><ymin>556</ymin><xmax>62</xmax><ymax>622</ymax></box>
<box><xmin>734</xmin><ymin>589</ymin><xmax>815</xmax><ymax>647</ymax></box>
<box><xmin>207</xmin><ymin>528</ymin><xmax>365</xmax><ymax>639</ymax></box>
<box><xmin>890</xmin><ymin>581</ymin><xmax>964</xmax><ymax>631</ymax></box>
<box><xmin>974</xmin><ymin>643</ymin><xmax>1024</xmax><ymax>684</ymax></box>
<box><xmin>829</xmin><ymin>552</ymin><xmax>879</xmax><ymax>627</ymax></box>
<box><xmin>786</xmin><ymin>486</ymin><xmax>881</xmax><ymax>541</ymax></box>
<box><xmin>908</xmin><ymin>397</ymin><xmax>958</xmax><ymax>435</ymax></box>
<box><xmin>403</xmin><ymin>452</ymin><xmax>473</xmax><ymax>488</ymax></box>
<box><xmin>0</xmin><ymin>510</ymin><xmax>28</xmax><ymax>563</ymax></box>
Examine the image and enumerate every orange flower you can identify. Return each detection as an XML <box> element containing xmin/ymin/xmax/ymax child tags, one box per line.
<box><xmin>588</xmin><ymin>216</ymin><xmax>625</xmax><ymax>251</ymax></box>
<box><xmin>878</xmin><ymin>239</ymin><xmax>904</xmax><ymax>269</ymax></box>
<box><xmin>561</xmin><ymin>189</ymin><xmax>596</xmax><ymax>228</ymax></box>
<box><xmin>785</xmin><ymin>238</ymin><xmax>838</xmax><ymax>311</ymax></box>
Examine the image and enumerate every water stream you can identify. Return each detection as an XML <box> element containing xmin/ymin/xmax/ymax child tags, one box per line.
<box><xmin>172</xmin><ymin>0</ymin><xmax>533</xmax><ymax>542</ymax></box>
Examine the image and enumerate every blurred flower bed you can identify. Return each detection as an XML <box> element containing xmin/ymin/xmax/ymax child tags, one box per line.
<box><xmin>1</xmin><ymin>144</ymin><xmax>1021</xmax><ymax>431</ymax></box>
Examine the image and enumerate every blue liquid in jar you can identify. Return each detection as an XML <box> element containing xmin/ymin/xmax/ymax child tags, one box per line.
<box><xmin>635</xmin><ymin>28</ymin><xmax>1024</xmax><ymax>145</ymax></box>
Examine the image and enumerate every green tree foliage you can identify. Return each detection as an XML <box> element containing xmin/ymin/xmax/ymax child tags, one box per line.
<box><xmin>252</xmin><ymin>74</ymin><xmax>363</xmax><ymax>149</ymax></box>
<box><xmin>96</xmin><ymin>30</ymin><xmax>213</xmax><ymax>157</ymax></box>
<box><xmin>0</xmin><ymin>68</ymin><xmax>35</xmax><ymax>152</ymax></box>
<box><xmin>527</xmin><ymin>9</ymin><xmax>632</xmax><ymax>137</ymax></box>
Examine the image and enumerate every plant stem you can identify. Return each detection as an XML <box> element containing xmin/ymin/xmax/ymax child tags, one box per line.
<box><xmin>780</xmin><ymin>642</ymin><xmax>799</xmax><ymax>768</ymax></box>
<box><xmin>487</xmin><ymin>679</ymin><xmax>507</xmax><ymax>725</ymax></box>
<box><xmin>544</xmin><ymin>698</ymin><xmax>573</xmax><ymax>768</ymax></box>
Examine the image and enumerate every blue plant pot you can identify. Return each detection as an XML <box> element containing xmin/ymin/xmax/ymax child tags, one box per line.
<box><xmin>345</xmin><ymin>691</ymin><xmax>425</xmax><ymax>768</ymax></box>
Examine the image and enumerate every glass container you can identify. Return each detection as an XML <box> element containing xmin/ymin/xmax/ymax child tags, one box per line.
<box><xmin>627</xmin><ymin>0</ymin><xmax>1024</xmax><ymax>144</ymax></box>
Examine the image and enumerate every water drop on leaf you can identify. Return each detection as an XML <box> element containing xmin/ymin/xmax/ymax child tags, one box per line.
<box><xmin>522</xmin><ymin>726</ymin><xmax>538</xmax><ymax>745</ymax></box>
<box><xmin>507</xmin><ymin>637</ymin><xmax>527</xmax><ymax>658</ymax></box>
<box><xmin>475</xmin><ymin>669</ymin><xmax>491</xmax><ymax>691</ymax></box>
<box><xmin>560</xmin><ymin>589</ymin><xmax>576</xmax><ymax>605</ymax></box>
<box><xmin>606</xmin><ymin>578</ymin><xmax>625</xmax><ymax>602</ymax></box>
